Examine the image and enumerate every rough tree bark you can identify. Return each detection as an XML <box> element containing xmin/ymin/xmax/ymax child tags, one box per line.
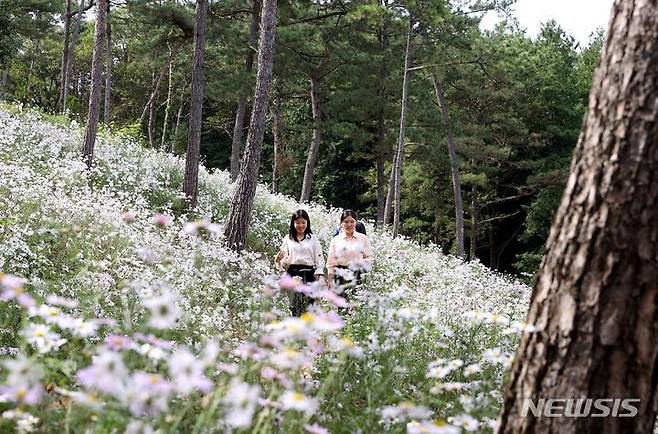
<box><xmin>81</xmin><ymin>0</ymin><xmax>107</xmax><ymax>168</ymax></box>
<box><xmin>384</xmin><ymin>15</ymin><xmax>413</xmax><ymax>236</ymax></box>
<box><xmin>103</xmin><ymin>0</ymin><xmax>112</xmax><ymax>124</ymax></box>
<box><xmin>224</xmin><ymin>0</ymin><xmax>278</xmax><ymax>250</ymax></box>
<box><xmin>230</xmin><ymin>0</ymin><xmax>261</xmax><ymax>181</ymax></box>
<box><xmin>299</xmin><ymin>66</ymin><xmax>324</xmax><ymax>202</ymax></box>
<box><xmin>497</xmin><ymin>1</ymin><xmax>658</xmax><ymax>433</ymax></box>
<box><xmin>57</xmin><ymin>0</ymin><xmax>72</xmax><ymax>114</ymax></box>
<box><xmin>431</xmin><ymin>71</ymin><xmax>465</xmax><ymax>258</ymax></box>
<box><xmin>182</xmin><ymin>0</ymin><xmax>207</xmax><ymax>209</ymax></box>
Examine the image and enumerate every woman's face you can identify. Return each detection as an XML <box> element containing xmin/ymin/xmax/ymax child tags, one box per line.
<box><xmin>294</xmin><ymin>218</ymin><xmax>308</xmax><ymax>235</ymax></box>
<box><xmin>341</xmin><ymin>216</ymin><xmax>356</xmax><ymax>233</ymax></box>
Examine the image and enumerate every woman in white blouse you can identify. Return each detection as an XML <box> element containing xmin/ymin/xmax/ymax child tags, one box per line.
<box><xmin>327</xmin><ymin>210</ymin><xmax>374</xmax><ymax>298</ymax></box>
<box><xmin>275</xmin><ymin>209</ymin><xmax>325</xmax><ymax>316</ymax></box>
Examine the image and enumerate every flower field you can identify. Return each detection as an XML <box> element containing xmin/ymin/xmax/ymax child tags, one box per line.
<box><xmin>0</xmin><ymin>106</ymin><xmax>532</xmax><ymax>433</ymax></box>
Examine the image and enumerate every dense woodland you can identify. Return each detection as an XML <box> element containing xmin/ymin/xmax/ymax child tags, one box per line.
<box><xmin>0</xmin><ymin>0</ymin><xmax>604</xmax><ymax>275</ymax></box>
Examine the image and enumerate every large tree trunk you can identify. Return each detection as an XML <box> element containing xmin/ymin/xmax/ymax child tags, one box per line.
<box><xmin>81</xmin><ymin>0</ymin><xmax>107</xmax><ymax>168</ymax></box>
<box><xmin>497</xmin><ymin>1</ymin><xmax>658</xmax><ymax>433</ymax></box>
<box><xmin>299</xmin><ymin>69</ymin><xmax>323</xmax><ymax>202</ymax></box>
<box><xmin>57</xmin><ymin>0</ymin><xmax>72</xmax><ymax>113</ymax></box>
<box><xmin>182</xmin><ymin>0</ymin><xmax>208</xmax><ymax>209</ymax></box>
<box><xmin>62</xmin><ymin>0</ymin><xmax>86</xmax><ymax>114</ymax></box>
<box><xmin>230</xmin><ymin>0</ymin><xmax>262</xmax><ymax>181</ymax></box>
<box><xmin>271</xmin><ymin>87</ymin><xmax>283</xmax><ymax>191</ymax></box>
<box><xmin>385</xmin><ymin>16</ymin><xmax>413</xmax><ymax>237</ymax></box>
<box><xmin>103</xmin><ymin>0</ymin><xmax>112</xmax><ymax>124</ymax></box>
<box><xmin>224</xmin><ymin>0</ymin><xmax>278</xmax><ymax>250</ymax></box>
<box><xmin>431</xmin><ymin>72</ymin><xmax>465</xmax><ymax>258</ymax></box>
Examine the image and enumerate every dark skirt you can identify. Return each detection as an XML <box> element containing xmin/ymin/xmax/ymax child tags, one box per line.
<box><xmin>287</xmin><ymin>264</ymin><xmax>316</xmax><ymax>317</ymax></box>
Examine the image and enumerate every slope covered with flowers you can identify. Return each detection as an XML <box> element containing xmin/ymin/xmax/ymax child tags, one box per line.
<box><xmin>0</xmin><ymin>106</ymin><xmax>532</xmax><ymax>433</ymax></box>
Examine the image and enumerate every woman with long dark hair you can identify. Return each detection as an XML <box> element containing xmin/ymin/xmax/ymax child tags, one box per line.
<box><xmin>275</xmin><ymin>209</ymin><xmax>325</xmax><ymax>316</ymax></box>
<box><xmin>327</xmin><ymin>209</ymin><xmax>374</xmax><ymax>303</ymax></box>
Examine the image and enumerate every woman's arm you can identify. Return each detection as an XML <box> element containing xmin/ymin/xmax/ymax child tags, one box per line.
<box><xmin>313</xmin><ymin>236</ymin><xmax>325</xmax><ymax>276</ymax></box>
<box><xmin>362</xmin><ymin>235</ymin><xmax>374</xmax><ymax>271</ymax></box>
<box><xmin>275</xmin><ymin>236</ymin><xmax>288</xmax><ymax>269</ymax></box>
<box><xmin>326</xmin><ymin>238</ymin><xmax>337</xmax><ymax>287</ymax></box>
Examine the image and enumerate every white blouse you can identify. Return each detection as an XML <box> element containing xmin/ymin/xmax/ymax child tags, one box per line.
<box><xmin>326</xmin><ymin>231</ymin><xmax>374</xmax><ymax>274</ymax></box>
<box><xmin>278</xmin><ymin>234</ymin><xmax>325</xmax><ymax>276</ymax></box>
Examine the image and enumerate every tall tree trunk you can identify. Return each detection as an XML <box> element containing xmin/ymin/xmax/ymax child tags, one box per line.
<box><xmin>431</xmin><ymin>71</ymin><xmax>465</xmax><ymax>258</ymax></box>
<box><xmin>172</xmin><ymin>87</ymin><xmax>188</xmax><ymax>152</ymax></box>
<box><xmin>300</xmin><ymin>70</ymin><xmax>323</xmax><ymax>202</ymax></box>
<box><xmin>376</xmin><ymin>12</ymin><xmax>389</xmax><ymax>226</ymax></box>
<box><xmin>63</xmin><ymin>0</ymin><xmax>85</xmax><ymax>114</ymax></box>
<box><xmin>81</xmin><ymin>0</ymin><xmax>107</xmax><ymax>168</ymax></box>
<box><xmin>140</xmin><ymin>42</ymin><xmax>182</xmax><ymax>127</ymax></box>
<box><xmin>497</xmin><ymin>1</ymin><xmax>658</xmax><ymax>432</ymax></box>
<box><xmin>470</xmin><ymin>184</ymin><xmax>478</xmax><ymax>261</ymax></box>
<box><xmin>0</xmin><ymin>68</ymin><xmax>8</xmax><ymax>99</ymax></box>
<box><xmin>272</xmin><ymin>87</ymin><xmax>283</xmax><ymax>191</ymax></box>
<box><xmin>230</xmin><ymin>0</ymin><xmax>262</xmax><ymax>181</ymax></box>
<box><xmin>224</xmin><ymin>0</ymin><xmax>278</xmax><ymax>250</ymax></box>
<box><xmin>383</xmin><ymin>149</ymin><xmax>396</xmax><ymax>224</ymax></box>
<box><xmin>58</xmin><ymin>0</ymin><xmax>72</xmax><ymax>113</ymax></box>
<box><xmin>182</xmin><ymin>0</ymin><xmax>208</xmax><ymax>209</ymax></box>
<box><xmin>385</xmin><ymin>16</ymin><xmax>413</xmax><ymax>237</ymax></box>
<box><xmin>103</xmin><ymin>0</ymin><xmax>112</xmax><ymax>124</ymax></box>
<box><xmin>161</xmin><ymin>43</ymin><xmax>176</xmax><ymax>149</ymax></box>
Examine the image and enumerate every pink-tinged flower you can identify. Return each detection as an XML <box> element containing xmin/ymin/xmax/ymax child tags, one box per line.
<box><xmin>131</xmin><ymin>372</ymin><xmax>174</xmax><ymax>396</ymax></box>
<box><xmin>316</xmin><ymin>290</ymin><xmax>350</xmax><ymax>308</ymax></box>
<box><xmin>260</xmin><ymin>366</ymin><xmax>278</xmax><ymax>380</ymax></box>
<box><xmin>76</xmin><ymin>351</ymin><xmax>127</xmax><ymax>397</ymax></box>
<box><xmin>142</xmin><ymin>289</ymin><xmax>181</xmax><ymax>330</ymax></box>
<box><xmin>122</xmin><ymin>212</ymin><xmax>137</xmax><ymax>223</ymax></box>
<box><xmin>151</xmin><ymin>213</ymin><xmax>172</xmax><ymax>228</ymax></box>
<box><xmin>104</xmin><ymin>335</ymin><xmax>135</xmax><ymax>351</ymax></box>
<box><xmin>233</xmin><ymin>342</ymin><xmax>266</xmax><ymax>361</ymax></box>
<box><xmin>3</xmin><ymin>357</ymin><xmax>43</xmax><ymax>386</ymax></box>
<box><xmin>21</xmin><ymin>323</ymin><xmax>67</xmax><ymax>354</ymax></box>
<box><xmin>302</xmin><ymin>310</ymin><xmax>344</xmax><ymax>332</ymax></box>
<box><xmin>45</xmin><ymin>295</ymin><xmax>78</xmax><ymax>309</ymax></box>
<box><xmin>279</xmin><ymin>275</ymin><xmax>301</xmax><ymax>291</ymax></box>
<box><xmin>222</xmin><ymin>379</ymin><xmax>261</xmax><ymax>428</ymax></box>
<box><xmin>0</xmin><ymin>383</ymin><xmax>43</xmax><ymax>405</ymax></box>
<box><xmin>304</xmin><ymin>423</ymin><xmax>330</xmax><ymax>434</ymax></box>
<box><xmin>168</xmin><ymin>348</ymin><xmax>213</xmax><ymax>395</ymax></box>
<box><xmin>0</xmin><ymin>274</ymin><xmax>34</xmax><ymax>307</ymax></box>
<box><xmin>183</xmin><ymin>220</ymin><xmax>221</xmax><ymax>235</ymax></box>
<box><xmin>406</xmin><ymin>421</ymin><xmax>459</xmax><ymax>434</ymax></box>
<box><xmin>280</xmin><ymin>390</ymin><xmax>318</xmax><ymax>415</ymax></box>
<box><xmin>133</xmin><ymin>333</ymin><xmax>174</xmax><ymax>350</ymax></box>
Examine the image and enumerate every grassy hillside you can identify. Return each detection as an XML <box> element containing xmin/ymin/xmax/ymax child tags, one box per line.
<box><xmin>0</xmin><ymin>106</ymin><xmax>531</xmax><ymax>433</ymax></box>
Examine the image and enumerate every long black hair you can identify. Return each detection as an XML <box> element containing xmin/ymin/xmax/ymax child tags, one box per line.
<box><xmin>289</xmin><ymin>209</ymin><xmax>313</xmax><ymax>241</ymax></box>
